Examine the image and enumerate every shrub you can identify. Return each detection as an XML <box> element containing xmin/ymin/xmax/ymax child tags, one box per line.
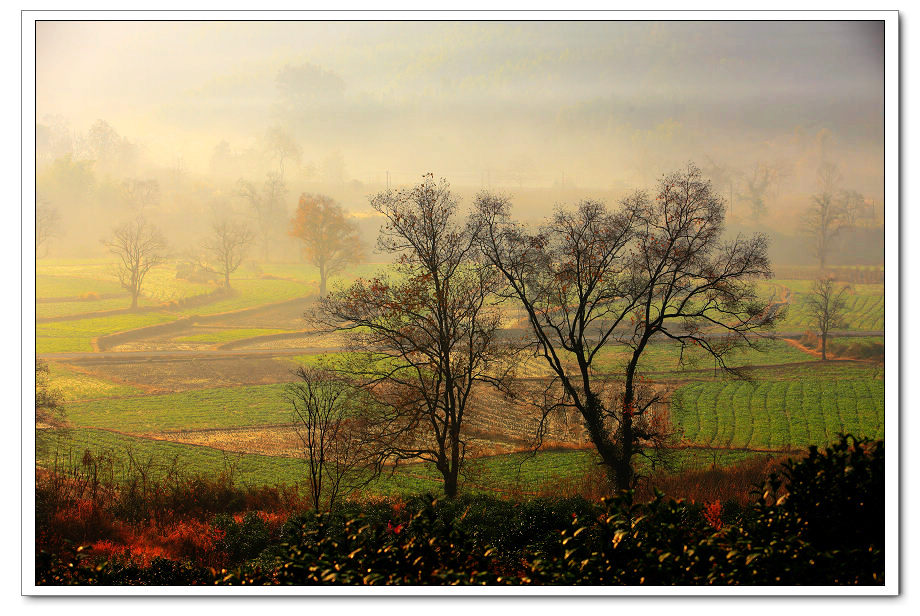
<box><xmin>36</xmin><ymin>436</ymin><xmax>884</xmax><ymax>586</ymax></box>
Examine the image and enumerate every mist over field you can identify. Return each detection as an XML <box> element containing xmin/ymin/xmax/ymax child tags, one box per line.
<box><xmin>36</xmin><ymin>20</ymin><xmax>884</xmax><ymax>264</ymax></box>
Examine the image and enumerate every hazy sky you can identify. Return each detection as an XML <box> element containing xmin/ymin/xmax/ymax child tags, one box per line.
<box><xmin>36</xmin><ymin>20</ymin><xmax>884</xmax><ymax>192</ymax></box>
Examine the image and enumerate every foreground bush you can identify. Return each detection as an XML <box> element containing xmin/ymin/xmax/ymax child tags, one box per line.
<box><xmin>36</xmin><ymin>435</ymin><xmax>883</xmax><ymax>586</ymax></box>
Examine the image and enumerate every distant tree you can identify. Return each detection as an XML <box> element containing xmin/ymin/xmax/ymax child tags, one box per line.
<box><xmin>84</xmin><ymin>119</ymin><xmax>138</xmax><ymax>174</ymax></box>
<box><xmin>263</xmin><ymin>126</ymin><xmax>303</xmax><ymax>178</ymax></box>
<box><xmin>122</xmin><ymin>178</ymin><xmax>160</xmax><ymax>215</ymax></box>
<box><xmin>238</xmin><ymin>172</ymin><xmax>287</xmax><ymax>262</ymax></box>
<box><xmin>36</xmin><ymin>360</ymin><xmax>65</xmax><ymax>427</ymax></box>
<box><xmin>737</xmin><ymin>162</ymin><xmax>784</xmax><ymax>223</ymax></box>
<box><xmin>802</xmin><ymin>162</ymin><xmax>843</xmax><ymax>270</ymax></box>
<box><xmin>289</xmin><ymin>194</ymin><xmax>362</xmax><ymax>296</ymax></box>
<box><xmin>318</xmin><ymin>175</ymin><xmax>515</xmax><ymax>498</ymax></box>
<box><xmin>104</xmin><ymin>217</ymin><xmax>167</xmax><ymax>310</ymax></box>
<box><xmin>202</xmin><ymin>219</ymin><xmax>255</xmax><ymax>289</ymax></box>
<box><xmin>838</xmin><ymin>189</ymin><xmax>866</xmax><ymax>227</ymax></box>
<box><xmin>286</xmin><ymin>366</ymin><xmax>374</xmax><ymax>511</ymax></box>
<box><xmin>804</xmin><ymin>276</ymin><xmax>850</xmax><ymax>360</ymax></box>
<box><xmin>474</xmin><ymin>164</ymin><xmax>779</xmax><ymax>492</ymax></box>
<box><xmin>36</xmin><ymin>199</ymin><xmax>60</xmax><ymax>257</ymax></box>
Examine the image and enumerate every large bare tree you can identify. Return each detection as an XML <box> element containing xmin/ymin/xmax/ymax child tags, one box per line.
<box><xmin>473</xmin><ymin>164</ymin><xmax>778</xmax><ymax>491</ymax></box>
<box><xmin>318</xmin><ymin>175</ymin><xmax>514</xmax><ymax>498</ymax></box>
<box><xmin>289</xmin><ymin>193</ymin><xmax>362</xmax><ymax>296</ymax></box>
<box><xmin>201</xmin><ymin>219</ymin><xmax>255</xmax><ymax>289</ymax></box>
<box><xmin>286</xmin><ymin>366</ymin><xmax>374</xmax><ymax>511</ymax></box>
<box><xmin>803</xmin><ymin>276</ymin><xmax>850</xmax><ymax>360</ymax></box>
<box><xmin>104</xmin><ymin>217</ymin><xmax>167</xmax><ymax>310</ymax></box>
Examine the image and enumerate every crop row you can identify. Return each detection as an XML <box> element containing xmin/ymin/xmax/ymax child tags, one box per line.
<box><xmin>671</xmin><ymin>377</ymin><xmax>884</xmax><ymax>451</ymax></box>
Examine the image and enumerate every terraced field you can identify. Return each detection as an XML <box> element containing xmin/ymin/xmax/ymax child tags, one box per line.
<box><xmin>34</xmin><ymin>258</ymin><xmax>886</xmax><ymax>500</ymax></box>
<box><xmin>670</xmin><ymin>371</ymin><xmax>884</xmax><ymax>451</ymax></box>
<box><xmin>36</xmin><ymin>313</ymin><xmax>179</xmax><ymax>353</ymax></box>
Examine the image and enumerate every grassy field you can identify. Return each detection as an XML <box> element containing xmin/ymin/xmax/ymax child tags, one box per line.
<box><xmin>174</xmin><ymin>278</ymin><xmax>310</xmax><ymax>316</ymax></box>
<box><xmin>36</xmin><ymin>274</ymin><xmax>125</xmax><ymax>299</ymax></box>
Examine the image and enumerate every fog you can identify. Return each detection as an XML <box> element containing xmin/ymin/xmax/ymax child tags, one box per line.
<box><xmin>35</xmin><ymin>20</ymin><xmax>884</xmax><ymax>264</ymax></box>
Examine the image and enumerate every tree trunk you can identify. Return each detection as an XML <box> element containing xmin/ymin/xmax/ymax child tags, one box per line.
<box><xmin>130</xmin><ymin>291</ymin><xmax>139</xmax><ymax>311</ymax></box>
<box><xmin>443</xmin><ymin>436</ymin><xmax>460</xmax><ymax>498</ymax></box>
<box><xmin>319</xmin><ymin>267</ymin><xmax>328</xmax><ymax>297</ymax></box>
<box><xmin>580</xmin><ymin>393</ymin><xmax>633</xmax><ymax>493</ymax></box>
<box><xmin>443</xmin><ymin>469</ymin><xmax>458</xmax><ymax>499</ymax></box>
<box><xmin>224</xmin><ymin>270</ymin><xmax>231</xmax><ymax>289</ymax></box>
<box><xmin>821</xmin><ymin>330</ymin><xmax>828</xmax><ymax>361</ymax></box>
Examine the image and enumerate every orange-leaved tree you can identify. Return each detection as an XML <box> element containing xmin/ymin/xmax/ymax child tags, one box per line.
<box><xmin>289</xmin><ymin>194</ymin><xmax>362</xmax><ymax>296</ymax></box>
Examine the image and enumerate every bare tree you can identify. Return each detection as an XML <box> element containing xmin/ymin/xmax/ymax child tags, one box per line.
<box><xmin>318</xmin><ymin>174</ymin><xmax>515</xmax><ymax>498</ymax></box>
<box><xmin>289</xmin><ymin>194</ymin><xmax>363</xmax><ymax>296</ymax></box>
<box><xmin>286</xmin><ymin>366</ymin><xmax>373</xmax><ymax>511</ymax></box>
<box><xmin>202</xmin><ymin>219</ymin><xmax>255</xmax><ymax>289</ymax></box>
<box><xmin>803</xmin><ymin>276</ymin><xmax>850</xmax><ymax>360</ymax></box>
<box><xmin>104</xmin><ymin>217</ymin><xmax>167</xmax><ymax>310</ymax></box>
<box><xmin>737</xmin><ymin>161</ymin><xmax>784</xmax><ymax>223</ymax></box>
<box><xmin>263</xmin><ymin>126</ymin><xmax>303</xmax><ymax>179</ymax></box>
<box><xmin>802</xmin><ymin>162</ymin><xmax>843</xmax><ymax>270</ymax></box>
<box><xmin>473</xmin><ymin>164</ymin><xmax>778</xmax><ymax>491</ymax></box>
<box><xmin>122</xmin><ymin>178</ymin><xmax>160</xmax><ymax>214</ymax></box>
<box><xmin>838</xmin><ymin>189</ymin><xmax>866</xmax><ymax>227</ymax></box>
<box><xmin>36</xmin><ymin>199</ymin><xmax>60</xmax><ymax>257</ymax></box>
<box><xmin>238</xmin><ymin>172</ymin><xmax>287</xmax><ymax>261</ymax></box>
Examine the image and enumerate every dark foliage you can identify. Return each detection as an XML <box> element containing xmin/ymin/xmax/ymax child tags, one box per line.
<box><xmin>36</xmin><ymin>435</ymin><xmax>884</xmax><ymax>586</ymax></box>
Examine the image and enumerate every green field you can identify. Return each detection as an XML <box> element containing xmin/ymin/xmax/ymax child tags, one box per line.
<box><xmin>670</xmin><ymin>373</ymin><xmax>884</xmax><ymax>451</ymax></box>
<box><xmin>36</xmin><ymin>427</ymin><xmax>772</xmax><ymax>495</ymax></box>
<box><xmin>175</xmin><ymin>278</ymin><xmax>310</xmax><ymax>316</ymax></box>
<box><xmin>36</xmin><ymin>274</ymin><xmax>125</xmax><ymax>299</ymax></box>
<box><xmin>174</xmin><ymin>328</ymin><xmax>291</xmax><ymax>344</ymax></box>
<box><xmin>591</xmin><ymin>338</ymin><xmax>816</xmax><ymax>375</ymax></box>
<box><xmin>36</xmin><ymin>296</ymin><xmax>161</xmax><ymax>320</ymax></box>
<box><xmin>46</xmin><ymin>362</ymin><xmax>144</xmax><ymax>402</ymax></box>
<box><xmin>66</xmin><ymin>383</ymin><xmax>297</xmax><ymax>433</ymax></box>
<box><xmin>764</xmin><ymin>280</ymin><xmax>885</xmax><ymax>332</ymax></box>
<box><xmin>36</xmin><ymin>313</ymin><xmax>178</xmax><ymax>353</ymax></box>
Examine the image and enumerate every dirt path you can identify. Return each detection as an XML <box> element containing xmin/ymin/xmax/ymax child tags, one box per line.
<box><xmin>781</xmin><ymin>337</ymin><xmax>881</xmax><ymax>363</ymax></box>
